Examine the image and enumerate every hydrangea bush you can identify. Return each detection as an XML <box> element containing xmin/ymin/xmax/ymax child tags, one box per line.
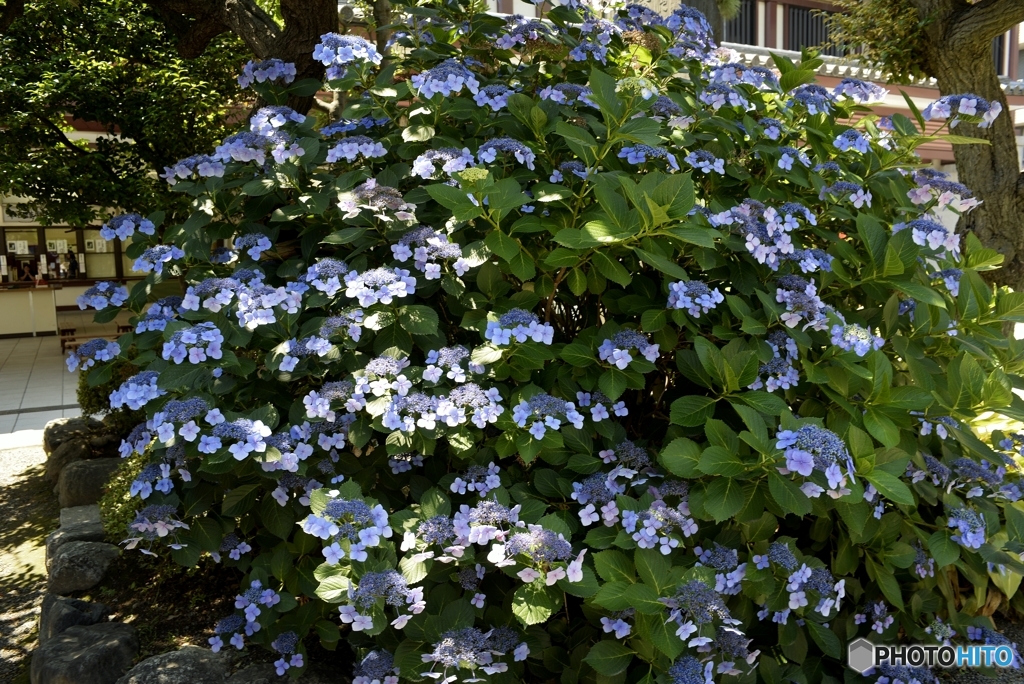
<box><xmin>79</xmin><ymin>1</ymin><xmax>1024</xmax><ymax>682</ymax></box>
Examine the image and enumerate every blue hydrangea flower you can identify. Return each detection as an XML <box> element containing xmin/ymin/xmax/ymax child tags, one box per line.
<box><xmin>320</xmin><ymin>116</ymin><xmax>390</xmax><ymax>137</ymax></box>
<box><xmin>790</xmin><ymin>84</ymin><xmax>835</xmax><ymax>115</ymax></box>
<box><xmin>77</xmin><ymin>281</ymin><xmax>128</xmax><ymax>310</ymax></box>
<box><xmin>353</xmin><ymin>650</ymin><xmax>398</xmax><ymax>684</ymax></box>
<box><xmin>477</xmin><ymin>137</ymin><xmax>536</xmax><ymax>170</ymax></box>
<box><xmin>622</xmin><ymin>500</ymin><xmax>697</xmax><ymax>553</ymax></box>
<box><xmin>344</xmin><ymin>267</ymin><xmax>416</xmax><ymax>306</ymax></box>
<box><xmin>493</xmin><ymin>15</ymin><xmax>552</xmax><ymax>49</ymax></box>
<box><xmin>100</xmin><ymin>213</ymin><xmax>155</xmax><ymax>241</ymax></box>
<box><xmin>161</xmin><ymin>322</ymin><xmax>225</xmax><ymax>365</ymax></box>
<box><xmin>775</xmin><ymin>275</ymin><xmax>828</xmax><ymax>330</ymax></box>
<box><xmin>830</xmin><ymin>323</ymin><xmax>885</xmax><ymax>356</ymax></box>
<box><xmin>485</xmin><ymin>308</ymin><xmax>554</xmax><ymax>345</ymax></box>
<box><xmin>314</xmin><ymin>33</ymin><xmax>383</xmax><ymax>79</ymax></box>
<box><xmin>750</xmin><ymin>330</ymin><xmax>800</xmax><ymax>392</ymax></box>
<box><xmin>667</xmin><ymin>280</ymin><xmax>724</xmax><ymax>317</ymax></box>
<box><xmin>160</xmin><ymin>154</ymin><xmax>224</xmax><ymax>185</ymax></box>
<box><xmin>135</xmin><ymin>296</ymin><xmax>183</xmax><ymax>333</ymax></box>
<box><xmin>238</xmin><ymin>59</ymin><xmax>296</xmax><ymax>88</ymax></box>
<box><xmin>66</xmin><ymin>338</ymin><xmax>120</xmax><ymax>372</ymax></box>
<box><xmin>473</xmin><ymin>84</ymin><xmax>516</xmax><ymax>111</ymax></box>
<box><xmin>777</xmin><ymin>146</ymin><xmax>811</xmax><ymax>171</ymax></box>
<box><xmin>923</xmin><ymin>93</ymin><xmax>1001</xmax><ymax>128</ymax></box>
<box><xmin>109</xmin><ymin>371</ymin><xmax>164</xmax><ymax>410</ymax></box>
<box><xmin>776</xmin><ymin>424</ymin><xmax>855</xmax><ymax>498</ymax></box>
<box><xmin>234</xmin><ymin>233</ymin><xmax>272</xmax><ymax>260</ymax></box>
<box><xmin>411</xmin><ymin>147</ymin><xmax>475</xmax><ymax>179</ymax></box>
<box><xmin>619</xmin><ymin>144</ymin><xmax>679</xmax><ymax>170</ymax></box>
<box><xmin>947</xmin><ymin>506</ymin><xmax>986</xmax><ymax>549</ymax></box>
<box><xmin>699</xmin><ymin>83</ymin><xmax>747</xmax><ymax>110</ymax></box>
<box><xmin>411</xmin><ymin>59</ymin><xmax>479</xmax><ymax>98</ymax></box>
<box><xmin>133</xmin><ymin>245</ymin><xmax>185</xmax><ymax>274</ymax></box>
<box><xmin>759</xmin><ymin>117</ymin><xmax>783</xmax><ymax>140</ymax></box>
<box><xmin>832</xmin><ymin>78</ymin><xmax>887</xmax><ymax>103</ymax></box>
<box><xmin>819</xmin><ymin>181</ymin><xmax>872</xmax><ymax>208</ymax></box>
<box><xmin>326</xmin><ymin>135</ymin><xmax>387</xmax><ymax>163</ymax></box>
<box><xmin>512</xmin><ymin>393</ymin><xmax>584</xmax><ymax>439</ymax></box>
<box><xmin>538</xmin><ymin>83</ymin><xmax>597</xmax><ymax>107</ymax></box>
<box><xmin>833</xmin><ymin>129</ymin><xmax>870</xmax><ymax>153</ymax></box>
<box><xmin>124</xmin><ymin>504</ymin><xmax>188</xmax><ymax>554</ymax></box>
<box><xmin>683</xmin><ymin>150</ymin><xmax>725</xmax><ymax>174</ymax></box>
<box><xmin>392</xmin><ymin>226</ymin><xmax>467</xmax><ymax>278</ymax></box>
<box><xmin>250</xmin><ymin>106</ymin><xmax>306</xmax><ymax>137</ymax></box>
<box><xmin>668</xmin><ymin>656</ymin><xmax>714</xmax><ymax>684</ymax></box>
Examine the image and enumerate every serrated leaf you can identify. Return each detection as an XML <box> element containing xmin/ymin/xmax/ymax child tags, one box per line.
<box><xmin>486</xmin><ymin>230</ymin><xmax>520</xmax><ymax>261</ymax></box>
<box><xmin>928</xmin><ymin>530</ymin><xmax>960</xmax><ymax>568</ymax></box>
<box><xmin>584</xmin><ymin>641</ymin><xmax>634</xmax><ymax>677</ymax></box>
<box><xmin>769</xmin><ymin>473</ymin><xmax>812</xmax><ymax>516</ymax></box>
<box><xmin>669</xmin><ymin>396</ymin><xmax>717</xmax><ymax>426</ymax></box>
<box><xmin>660</xmin><ymin>438</ymin><xmax>702</xmax><ymax>477</ymax></box>
<box><xmin>399</xmin><ymin>305</ymin><xmax>439</xmax><ymax>335</ymax></box>
<box><xmin>865</xmin><ymin>470</ymin><xmax>915</xmax><ymax>506</ymax></box>
<box><xmin>512</xmin><ymin>582</ymin><xmax>559</xmax><ymax>625</ymax></box>
<box><xmin>704</xmin><ymin>478</ymin><xmax>745</xmax><ymax>522</ymax></box>
<box><xmin>594</xmin><ymin>550</ymin><xmax>636</xmax><ymax>583</ymax></box>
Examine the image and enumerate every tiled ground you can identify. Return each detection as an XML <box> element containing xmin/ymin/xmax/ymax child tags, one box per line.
<box><xmin>0</xmin><ymin>311</ymin><xmax>129</xmax><ymax>434</ymax></box>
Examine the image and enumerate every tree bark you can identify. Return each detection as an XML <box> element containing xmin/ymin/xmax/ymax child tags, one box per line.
<box><xmin>910</xmin><ymin>0</ymin><xmax>1024</xmax><ymax>288</ymax></box>
<box><xmin>145</xmin><ymin>0</ymin><xmax>338</xmax><ymax>114</ymax></box>
<box><xmin>371</xmin><ymin>0</ymin><xmax>392</xmax><ymax>57</ymax></box>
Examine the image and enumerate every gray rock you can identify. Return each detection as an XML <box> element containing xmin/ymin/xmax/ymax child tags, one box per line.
<box><xmin>115</xmin><ymin>645</ymin><xmax>231</xmax><ymax>684</ymax></box>
<box><xmin>60</xmin><ymin>504</ymin><xmax>102</xmax><ymax>528</ymax></box>
<box><xmin>46</xmin><ymin>521</ymin><xmax>107</xmax><ymax>569</ymax></box>
<box><xmin>226</xmin><ymin>665</ymin><xmax>280</xmax><ymax>684</ymax></box>
<box><xmin>226</xmin><ymin>663</ymin><xmax>347</xmax><ymax>684</ymax></box>
<box><xmin>39</xmin><ymin>594</ymin><xmax>108</xmax><ymax>644</ymax></box>
<box><xmin>58</xmin><ymin>458</ymin><xmax>121</xmax><ymax>508</ymax></box>
<box><xmin>45</xmin><ymin>439</ymin><xmax>92</xmax><ymax>485</ymax></box>
<box><xmin>89</xmin><ymin>433</ymin><xmax>121</xmax><ymax>458</ymax></box>
<box><xmin>48</xmin><ymin>541</ymin><xmax>119</xmax><ymax>595</ymax></box>
<box><xmin>30</xmin><ymin>622</ymin><xmax>138</xmax><ymax>684</ymax></box>
<box><xmin>44</xmin><ymin>416</ymin><xmax>104</xmax><ymax>455</ymax></box>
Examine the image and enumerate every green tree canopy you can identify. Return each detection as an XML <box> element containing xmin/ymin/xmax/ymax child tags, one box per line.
<box><xmin>0</xmin><ymin>0</ymin><xmax>245</xmax><ymax>225</ymax></box>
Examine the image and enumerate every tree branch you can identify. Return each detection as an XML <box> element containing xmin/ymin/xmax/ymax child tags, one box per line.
<box><xmin>948</xmin><ymin>0</ymin><xmax>1024</xmax><ymax>49</ymax></box>
<box><xmin>145</xmin><ymin>0</ymin><xmax>280</xmax><ymax>59</ymax></box>
<box><xmin>33</xmin><ymin>114</ymin><xmax>89</xmax><ymax>157</ymax></box>
<box><xmin>223</xmin><ymin>0</ymin><xmax>281</xmax><ymax>57</ymax></box>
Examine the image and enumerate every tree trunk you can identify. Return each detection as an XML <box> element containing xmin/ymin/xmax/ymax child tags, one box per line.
<box><xmin>276</xmin><ymin>0</ymin><xmax>338</xmax><ymax>113</ymax></box>
<box><xmin>371</xmin><ymin>0</ymin><xmax>392</xmax><ymax>57</ymax></box>
<box><xmin>911</xmin><ymin>0</ymin><xmax>1024</xmax><ymax>289</ymax></box>
<box><xmin>146</xmin><ymin>0</ymin><xmax>338</xmax><ymax>114</ymax></box>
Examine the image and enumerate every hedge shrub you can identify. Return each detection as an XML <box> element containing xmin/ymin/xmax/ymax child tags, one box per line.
<box><xmin>74</xmin><ymin>1</ymin><xmax>1024</xmax><ymax>682</ymax></box>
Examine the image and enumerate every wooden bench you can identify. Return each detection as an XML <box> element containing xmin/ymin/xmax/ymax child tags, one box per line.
<box><xmin>116</xmin><ymin>324</ymin><xmax>132</xmax><ymax>334</ymax></box>
<box><xmin>59</xmin><ymin>328</ymin><xmax>77</xmax><ymax>353</ymax></box>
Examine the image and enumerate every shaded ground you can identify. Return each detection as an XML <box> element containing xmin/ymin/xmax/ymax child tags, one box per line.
<box><xmin>0</xmin><ymin>440</ymin><xmax>59</xmax><ymax>683</ymax></box>
<box><xmin>86</xmin><ymin>553</ymin><xmax>247</xmax><ymax>660</ymax></box>
<box><xmin>83</xmin><ymin>552</ymin><xmax>355</xmax><ymax>673</ymax></box>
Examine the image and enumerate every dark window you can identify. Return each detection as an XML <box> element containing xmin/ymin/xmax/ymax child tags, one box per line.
<box><xmin>724</xmin><ymin>0</ymin><xmax>756</xmax><ymax>46</ymax></box>
<box><xmin>787</xmin><ymin>6</ymin><xmax>843</xmax><ymax>56</ymax></box>
<box><xmin>994</xmin><ymin>33</ymin><xmax>1006</xmax><ymax>76</ymax></box>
